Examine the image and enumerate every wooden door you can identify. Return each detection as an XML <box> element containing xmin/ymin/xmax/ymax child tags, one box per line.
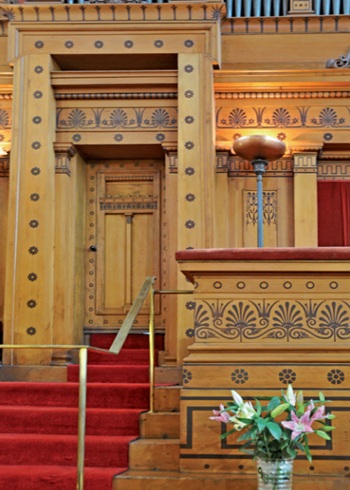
<box><xmin>85</xmin><ymin>160</ymin><xmax>165</xmax><ymax>332</ymax></box>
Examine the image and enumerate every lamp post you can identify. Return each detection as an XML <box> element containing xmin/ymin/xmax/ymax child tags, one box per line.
<box><xmin>233</xmin><ymin>135</ymin><xmax>286</xmax><ymax>247</ymax></box>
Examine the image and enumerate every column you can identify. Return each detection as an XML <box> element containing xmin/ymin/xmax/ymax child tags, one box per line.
<box><xmin>4</xmin><ymin>54</ymin><xmax>56</xmax><ymax>364</ymax></box>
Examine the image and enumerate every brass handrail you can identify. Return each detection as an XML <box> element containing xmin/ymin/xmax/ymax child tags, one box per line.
<box><xmin>109</xmin><ymin>276</ymin><xmax>156</xmax><ymax>355</ymax></box>
<box><xmin>0</xmin><ymin>343</ymin><xmax>107</xmax><ymax>490</ymax></box>
<box><xmin>0</xmin><ymin>282</ymin><xmax>194</xmax><ymax>488</ymax></box>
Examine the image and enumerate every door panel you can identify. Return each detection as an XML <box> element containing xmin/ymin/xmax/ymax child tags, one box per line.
<box><xmin>85</xmin><ymin>160</ymin><xmax>164</xmax><ymax>330</ymax></box>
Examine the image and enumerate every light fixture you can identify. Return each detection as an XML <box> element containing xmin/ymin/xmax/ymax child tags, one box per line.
<box><xmin>233</xmin><ymin>135</ymin><xmax>286</xmax><ymax>247</ymax></box>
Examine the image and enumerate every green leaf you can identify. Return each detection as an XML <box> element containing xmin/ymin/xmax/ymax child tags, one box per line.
<box><xmin>270</xmin><ymin>403</ymin><xmax>290</xmax><ymax>418</ymax></box>
<box><xmin>315</xmin><ymin>430</ymin><xmax>331</xmax><ymax>440</ymax></box>
<box><xmin>286</xmin><ymin>446</ymin><xmax>297</xmax><ymax>458</ymax></box>
<box><xmin>238</xmin><ymin>426</ymin><xmax>257</xmax><ymax>442</ymax></box>
<box><xmin>254</xmin><ymin>398</ymin><xmax>262</xmax><ymax>417</ymax></box>
<box><xmin>304</xmin><ymin>438</ymin><xmax>312</xmax><ymax>462</ymax></box>
<box><xmin>267</xmin><ymin>397</ymin><xmax>281</xmax><ymax>412</ymax></box>
<box><xmin>319</xmin><ymin>391</ymin><xmax>325</xmax><ymax>402</ymax></box>
<box><xmin>256</xmin><ymin>417</ymin><xmax>268</xmax><ymax>432</ymax></box>
<box><xmin>317</xmin><ymin>425</ymin><xmax>335</xmax><ymax>432</ymax></box>
<box><xmin>267</xmin><ymin>422</ymin><xmax>282</xmax><ymax>441</ymax></box>
<box><xmin>327</xmin><ymin>414</ymin><xmax>336</xmax><ymax>419</ymax></box>
<box><xmin>236</xmin><ymin>417</ymin><xmax>254</xmax><ymax>425</ymax></box>
<box><xmin>220</xmin><ymin>427</ymin><xmax>236</xmax><ymax>439</ymax></box>
<box><xmin>240</xmin><ymin>440</ymin><xmax>253</xmax><ymax>451</ymax></box>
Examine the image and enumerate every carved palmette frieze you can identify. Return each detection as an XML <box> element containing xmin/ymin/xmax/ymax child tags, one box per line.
<box><xmin>56</xmin><ymin>107</ymin><xmax>177</xmax><ymax>131</ymax></box>
<box><xmin>193</xmin><ymin>299</ymin><xmax>350</xmax><ymax>343</ymax></box>
<box><xmin>245</xmin><ymin>191</ymin><xmax>277</xmax><ymax>226</ymax></box>
<box><xmin>0</xmin><ymin>107</ymin><xmax>11</xmax><ymax>129</ymax></box>
<box><xmin>216</xmin><ymin>105</ymin><xmax>350</xmax><ymax>129</ymax></box>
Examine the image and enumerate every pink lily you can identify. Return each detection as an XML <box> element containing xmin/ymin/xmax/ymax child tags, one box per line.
<box><xmin>281</xmin><ymin>406</ymin><xmax>314</xmax><ymax>440</ymax></box>
<box><xmin>210</xmin><ymin>404</ymin><xmax>230</xmax><ymax>423</ymax></box>
<box><xmin>310</xmin><ymin>405</ymin><xmax>328</xmax><ymax>424</ymax></box>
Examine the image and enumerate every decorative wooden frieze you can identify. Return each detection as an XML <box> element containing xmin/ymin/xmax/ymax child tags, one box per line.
<box><xmin>222</xmin><ymin>15</ymin><xmax>349</xmax><ymax>35</ymax></box>
<box><xmin>317</xmin><ymin>162</ymin><xmax>350</xmax><ymax>180</ymax></box>
<box><xmin>326</xmin><ymin>52</ymin><xmax>350</xmax><ymax>69</ymax></box>
<box><xmin>100</xmin><ymin>175</ymin><xmax>158</xmax><ymax>210</ymax></box>
<box><xmin>2</xmin><ymin>3</ymin><xmax>225</xmax><ymax>24</ymax></box>
<box><xmin>293</xmin><ymin>152</ymin><xmax>318</xmax><ymax>173</ymax></box>
<box><xmin>0</xmin><ymin>107</ymin><xmax>11</xmax><ymax>130</ymax></box>
<box><xmin>216</xmin><ymin>104</ymin><xmax>350</xmax><ymax>129</ymax></box>
<box><xmin>193</xmin><ymin>298</ymin><xmax>350</xmax><ymax>343</ymax></box>
<box><xmin>216</xmin><ymin>91</ymin><xmax>350</xmax><ymax>100</ymax></box>
<box><xmin>55</xmin><ymin>93</ymin><xmax>177</xmax><ymax>100</ymax></box>
<box><xmin>54</xmin><ymin>143</ymin><xmax>76</xmax><ymax>176</ymax></box>
<box><xmin>0</xmin><ymin>156</ymin><xmax>10</xmax><ymax>177</ymax></box>
<box><xmin>228</xmin><ymin>156</ymin><xmax>293</xmax><ymax>177</ymax></box>
<box><xmin>56</xmin><ymin>107</ymin><xmax>178</xmax><ymax>131</ymax></box>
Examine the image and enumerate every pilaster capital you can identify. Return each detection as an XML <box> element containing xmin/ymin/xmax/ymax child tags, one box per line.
<box><xmin>215</xmin><ymin>149</ymin><xmax>230</xmax><ymax>173</ymax></box>
<box><xmin>291</xmin><ymin>143</ymin><xmax>323</xmax><ymax>173</ymax></box>
<box><xmin>162</xmin><ymin>143</ymin><xmax>178</xmax><ymax>174</ymax></box>
<box><xmin>54</xmin><ymin>143</ymin><xmax>76</xmax><ymax>176</ymax></box>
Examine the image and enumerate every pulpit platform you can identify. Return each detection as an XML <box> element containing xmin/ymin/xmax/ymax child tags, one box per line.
<box><xmin>174</xmin><ymin>247</ymin><xmax>350</xmax><ymax>485</ymax></box>
<box><xmin>114</xmin><ymin>248</ymin><xmax>350</xmax><ymax>489</ymax></box>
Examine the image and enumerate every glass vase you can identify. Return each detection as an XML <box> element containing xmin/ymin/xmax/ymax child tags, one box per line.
<box><xmin>256</xmin><ymin>458</ymin><xmax>294</xmax><ymax>490</ymax></box>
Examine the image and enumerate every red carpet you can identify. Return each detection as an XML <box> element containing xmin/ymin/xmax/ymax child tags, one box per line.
<box><xmin>0</xmin><ymin>333</ymin><xmax>163</xmax><ymax>489</ymax></box>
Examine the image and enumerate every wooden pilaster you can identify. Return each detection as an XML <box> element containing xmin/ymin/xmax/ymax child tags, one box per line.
<box><xmin>4</xmin><ymin>54</ymin><xmax>56</xmax><ymax>364</ymax></box>
<box><xmin>176</xmin><ymin>53</ymin><xmax>216</xmax><ymax>363</ymax></box>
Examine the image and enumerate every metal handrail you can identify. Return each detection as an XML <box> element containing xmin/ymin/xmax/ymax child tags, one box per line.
<box><xmin>0</xmin><ymin>280</ymin><xmax>194</xmax><ymax>489</ymax></box>
<box><xmin>0</xmin><ymin>343</ymin><xmax>109</xmax><ymax>490</ymax></box>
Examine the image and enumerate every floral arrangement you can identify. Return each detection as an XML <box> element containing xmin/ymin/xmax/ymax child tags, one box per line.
<box><xmin>210</xmin><ymin>385</ymin><xmax>335</xmax><ymax>462</ymax></box>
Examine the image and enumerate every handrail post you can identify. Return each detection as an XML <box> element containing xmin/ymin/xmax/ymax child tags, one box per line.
<box><xmin>149</xmin><ymin>284</ymin><xmax>155</xmax><ymax>413</ymax></box>
<box><xmin>77</xmin><ymin>347</ymin><xmax>88</xmax><ymax>490</ymax></box>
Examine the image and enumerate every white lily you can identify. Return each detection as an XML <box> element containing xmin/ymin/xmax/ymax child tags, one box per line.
<box><xmin>231</xmin><ymin>390</ymin><xmax>244</xmax><ymax>408</ymax></box>
<box><xmin>284</xmin><ymin>384</ymin><xmax>296</xmax><ymax>406</ymax></box>
<box><xmin>240</xmin><ymin>401</ymin><xmax>257</xmax><ymax>420</ymax></box>
<box><xmin>229</xmin><ymin>415</ymin><xmax>247</xmax><ymax>431</ymax></box>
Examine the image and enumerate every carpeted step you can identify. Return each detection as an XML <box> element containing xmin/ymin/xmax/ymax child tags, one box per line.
<box><xmin>0</xmin><ymin>382</ymin><xmax>149</xmax><ymax>408</ymax></box>
<box><xmin>0</xmin><ymin>433</ymin><xmax>135</xmax><ymax>467</ymax></box>
<box><xmin>87</xmin><ymin>349</ymin><xmax>150</xmax><ymax>365</ymax></box>
<box><xmin>0</xmin><ymin>465</ymin><xmax>126</xmax><ymax>490</ymax></box>
<box><xmin>0</xmin><ymin>333</ymin><xmax>157</xmax><ymax>489</ymax></box>
<box><xmin>89</xmin><ymin>333</ymin><xmax>164</xmax><ymax>350</ymax></box>
<box><xmin>67</xmin><ymin>364</ymin><xmax>150</xmax><ymax>383</ymax></box>
<box><xmin>0</xmin><ymin>406</ymin><xmax>145</xmax><ymax>435</ymax></box>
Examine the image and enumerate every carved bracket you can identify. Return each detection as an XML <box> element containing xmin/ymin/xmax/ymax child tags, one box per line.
<box><xmin>326</xmin><ymin>52</ymin><xmax>350</xmax><ymax>69</ymax></box>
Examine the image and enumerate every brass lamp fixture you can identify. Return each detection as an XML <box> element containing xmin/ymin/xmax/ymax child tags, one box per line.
<box><xmin>233</xmin><ymin>135</ymin><xmax>286</xmax><ymax>247</ymax></box>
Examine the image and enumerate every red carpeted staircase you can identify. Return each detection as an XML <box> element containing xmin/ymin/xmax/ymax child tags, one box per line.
<box><xmin>0</xmin><ymin>333</ymin><xmax>162</xmax><ymax>490</ymax></box>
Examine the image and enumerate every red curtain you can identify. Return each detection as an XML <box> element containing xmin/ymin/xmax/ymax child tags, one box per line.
<box><xmin>318</xmin><ymin>181</ymin><xmax>350</xmax><ymax>246</ymax></box>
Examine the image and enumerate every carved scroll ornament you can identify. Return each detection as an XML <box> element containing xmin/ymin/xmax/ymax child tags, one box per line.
<box><xmin>326</xmin><ymin>52</ymin><xmax>350</xmax><ymax>69</ymax></box>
